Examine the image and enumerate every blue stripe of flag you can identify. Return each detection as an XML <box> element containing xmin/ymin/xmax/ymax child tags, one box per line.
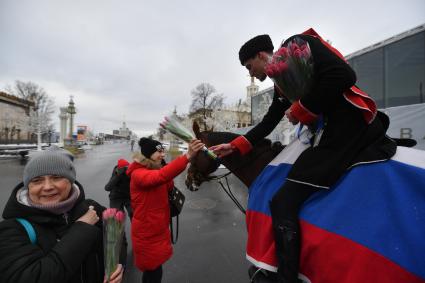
<box><xmin>301</xmin><ymin>160</ymin><xmax>425</xmax><ymax>279</ymax></box>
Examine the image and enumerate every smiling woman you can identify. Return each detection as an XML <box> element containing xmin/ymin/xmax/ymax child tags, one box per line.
<box><xmin>0</xmin><ymin>147</ymin><xmax>126</xmax><ymax>283</ymax></box>
<box><xmin>28</xmin><ymin>175</ymin><xmax>72</xmax><ymax>205</ymax></box>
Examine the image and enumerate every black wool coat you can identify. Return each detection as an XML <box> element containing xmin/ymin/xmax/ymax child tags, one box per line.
<box><xmin>243</xmin><ymin>34</ymin><xmax>396</xmax><ymax>188</ymax></box>
<box><xmin>105</xmin><ymin>166</ymin><xmax>131</xmax><ymax>200</ymax></box>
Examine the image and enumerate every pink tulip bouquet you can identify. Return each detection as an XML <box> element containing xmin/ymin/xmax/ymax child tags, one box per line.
<box><xmin>265</xmin><ymin>37</ymin><xmax>314</xmax><ymax>102</ymax></box>
<box><xmin>160</xmin><ymin>116</ymin><xmax>217</xmax><ymax>160</ymax></box>
<box><xmin>102</xmin><ymin>208</ymin><xmax>126</xmax><ymax>282</ymax></box>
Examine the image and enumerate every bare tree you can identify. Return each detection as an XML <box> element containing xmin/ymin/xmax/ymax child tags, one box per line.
<box><xmin>7</xmin><ymin>81</ymin><xmax>55</xmax><ymax>149</ymax></box>
<box><xmin>189</xmin><ymin>83</ymin><xmax>224</xmax><ymax>130</ymax></box>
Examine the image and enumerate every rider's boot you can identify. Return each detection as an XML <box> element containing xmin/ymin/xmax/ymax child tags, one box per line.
<box><xmin>272</xmin><ymin>219</ymin><xmax>301</xmax><ymax>283</ymax></box>
<box><xmin>269</xmin><ymin>181</ymin><xmax>317</xmax><ymax>283</ymax></box>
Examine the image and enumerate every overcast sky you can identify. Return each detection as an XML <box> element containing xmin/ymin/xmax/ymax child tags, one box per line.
<box><xmin>1</xmin><ymin>0</ymin><xmax>424</xmax><ymax>137</ymax></box>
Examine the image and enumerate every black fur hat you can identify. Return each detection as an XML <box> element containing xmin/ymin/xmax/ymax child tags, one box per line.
<box><xmin>139</xmin><ymin>137</ymin><xmax>163</xmax><ymax>159</ymax></box>
<box><xmin>239</xmin><ymin>34</ymin><xmax>274</xmax><ymax>65</ymax></box>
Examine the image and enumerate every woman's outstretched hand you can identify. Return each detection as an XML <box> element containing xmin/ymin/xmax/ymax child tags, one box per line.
<box><xmin>186</xmin><ymin>139</ymin><xmax>205</xmax><ymax>160</ymax></box>
<box><xmin>209</xmin><ymin>143</ymin><xmax>234</xmax><ymax>158</ymax></box>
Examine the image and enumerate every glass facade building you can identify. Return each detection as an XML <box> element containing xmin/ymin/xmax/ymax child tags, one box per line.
<box><xmin>346</xmin><ymin>24</ymin><xmax>425</xmax><ymax>108</ymax></box>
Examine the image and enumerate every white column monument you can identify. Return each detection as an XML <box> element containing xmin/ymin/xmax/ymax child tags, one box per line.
<box><xmin>67</xmin><ymin>96</ymin><xmax>76</xmax><ymax>141</ymax></box>
<box><xmin>246</xmin><ymin>76</ymin><xmax>259</xmax><ymax>109</ymax></box>
<box><xmin>59</xmin><ymin>107</ymin><xmax>68</xmax><ymax>145</ymax></box>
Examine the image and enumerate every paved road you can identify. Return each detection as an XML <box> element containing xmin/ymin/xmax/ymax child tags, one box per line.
<box><xmin>0</xmin><ymin>142</ymin><xmax>251</xmax><ymax>283</ymax></box>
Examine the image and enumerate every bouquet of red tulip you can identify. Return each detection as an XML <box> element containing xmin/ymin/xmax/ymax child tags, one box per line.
<box><xmin>160</xmin><ymin>116</ymin><xmax>217</xmax><ymax>160</ymax></box>
<box><xmin>265</xmin><ymin>37</ymin><xmax>314</xmax><ymax>102</ymax></box>
<box><xmin>103</xmin><ymin>208</ymin><xmax>126</xmax><ymax>282</ymax></box>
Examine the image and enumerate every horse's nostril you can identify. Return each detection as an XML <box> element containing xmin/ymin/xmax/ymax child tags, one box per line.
<box><xmin>185</xmin><ymin>181</ymin><xmax>197</xmax><ymax>191</ymax></box>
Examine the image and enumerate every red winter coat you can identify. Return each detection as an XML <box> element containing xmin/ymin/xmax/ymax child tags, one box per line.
<box><xmin>126</xmin><ymin>155</ymin><xmax>189</xmax><ymax>271</ymax></box>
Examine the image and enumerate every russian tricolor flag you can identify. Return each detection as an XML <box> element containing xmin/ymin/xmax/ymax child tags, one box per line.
<box><xmin>246</xmin><ymin>137</ymin><xmax>425</xmax><ymax>283</ymax></box>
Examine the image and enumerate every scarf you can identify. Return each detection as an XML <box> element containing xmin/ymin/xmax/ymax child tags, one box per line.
<box><xmin>18</xmin><ymin>184</ymin><xmax>80</xmax><ymax>215</ymax></box>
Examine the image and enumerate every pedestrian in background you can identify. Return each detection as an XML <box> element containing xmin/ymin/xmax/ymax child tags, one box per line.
<box><xmin>105</xmin><ymin>159</ymin><xmax>133</xmax><ymax>220</ymax></box>
<box><xmin>0</xmin><ymin>147</ymin><xmax>126</xmax><ymax>283</ymax></box>
<box><xmin>127</xmin><ymin>137</ymin><xmax>204</xmax><ymax>283</ymax></box>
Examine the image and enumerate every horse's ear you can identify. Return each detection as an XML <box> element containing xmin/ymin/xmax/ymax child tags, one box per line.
<box><xmin>193</xmin><ymin>121</ymin><xmax>201</xmax><ymax>139</ymax></box>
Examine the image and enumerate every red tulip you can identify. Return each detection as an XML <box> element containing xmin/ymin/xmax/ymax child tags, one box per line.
<box><xmin>266</xmin><ymin>37</ymin><xmax>314</xmax><ymax>103</ymax></box>
<box><xmin>293</xmin><ymin>49</ymin><xmax>302</xmax><ymax>59</ymax></box>
<box><xmin>276</xmin><ymin>47</ymin><xmax>288</xmax><ymax>57</ymax></box>
<box><xmin>103</xmin><ymin>209</ymin><xmax>126</xmax><ymax>281</ymax></box>
<box><xmin>277</xmin><ymin>61</ymin><xmax>289</xmax><ymax>73</ymax></box>
<box><xmin>102</xmin><ymin>208</ymin><xmax>116</xmax><ymax>219</ymax></box>
<box><xmin>115</xmin><ymin>211</ymin><xmax>126</xmax><ymax>223</ymax></box>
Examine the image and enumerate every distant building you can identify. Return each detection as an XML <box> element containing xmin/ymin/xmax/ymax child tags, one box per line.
<box><xmin>346</xmin><ymin>24</ymin><xmax>424</xmax><ymax>108</ymax></box>
<box><xmin>111</xmin><ymin>121</ymin><xmax>132</xmax><ymax>138</ymax></box>
<box><xmin>346</xmin><ymin>24</ymin><xmax>425</xmax><ymax>149</ymax></box>
<box><xmin>108</xmin><ymin>121</ymin><xmax>134</xmax><ymax>141</ymax></box>
<box><xmin>0</xmin><ymin>91</ymin><xmax>34</xmax><ymax>144</ymax></box>
<box><xmin>118</xmin><ymin>121</ymin><xmax>131</xmax><ymax>138</ymax></box>
<box><xmin>251</xmin><ymin>86</ymin><xmax>295</xmax><ymax>144</ymax></box>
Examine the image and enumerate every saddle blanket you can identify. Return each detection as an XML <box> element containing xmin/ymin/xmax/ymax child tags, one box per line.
<box><xmin>246</xmin><ymin>137</ymin><xmax>425</xmax><ymax>282</ymax></box>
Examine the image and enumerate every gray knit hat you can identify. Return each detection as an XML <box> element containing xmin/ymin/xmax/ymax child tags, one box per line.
<box><xmin>23</xmin><ymin>146</ymin><xmax>76</xmax><ymax>188</ymax></box>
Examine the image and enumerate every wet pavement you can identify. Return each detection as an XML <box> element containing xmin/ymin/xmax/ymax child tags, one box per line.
<box><xmin>0</xmin><ymin>142</ymin><xmax>251</xmax><ymax>283</ymax></box>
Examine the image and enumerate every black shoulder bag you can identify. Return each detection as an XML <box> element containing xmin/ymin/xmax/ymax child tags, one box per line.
<box><xmin>169</xmin><ymin>186</ymin><xmax>185</xmax><ymax>244</ymax></box>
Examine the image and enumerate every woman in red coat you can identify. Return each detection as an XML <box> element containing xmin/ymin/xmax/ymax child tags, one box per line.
<box><xmin>126</xmin><ymin>137</ymin><xmax>204</xmax><ymax>283</ymax></box>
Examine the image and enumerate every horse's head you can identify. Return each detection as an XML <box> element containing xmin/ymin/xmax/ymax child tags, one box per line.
<box><xmin>185</xmin><ymin>121</ymin><xmax>226</xmax><ymax>191</ymax></box>
<box><xmin>185</xmin><ymin>121</ymin><xmax>284</xmax><ymax>191</ymax></box>
<box><xmin>185</xmin><ymin>154</ymin><xmax>220</xmax><ymax>191</ymax></box>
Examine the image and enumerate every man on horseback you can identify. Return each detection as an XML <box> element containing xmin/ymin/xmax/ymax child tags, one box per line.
<box><xmin>210</xmin><ymin>30</ymin><xmax>397</xmax><ymax>283</ymax></box>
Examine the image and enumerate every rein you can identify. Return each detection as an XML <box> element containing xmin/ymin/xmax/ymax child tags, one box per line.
<box><xmin>215</xmin><ymin>175</ymin><xmax>246</xmax><ymax>215</ymax></box>
<box><xmin>206</xmin><ymin>146</ymin><xmax>274</xmax><ymax>215</ymax></box>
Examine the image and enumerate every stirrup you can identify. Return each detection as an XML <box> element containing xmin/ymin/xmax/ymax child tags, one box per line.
<box><xmin>249</xmin><ymin>267</ymin><xmax>271</xmax><ymax>283</ymax></box>
<box><xmin>250</xmin><ymin>267</ymin><xmax>262</xmax><ymax>282</ymax></box>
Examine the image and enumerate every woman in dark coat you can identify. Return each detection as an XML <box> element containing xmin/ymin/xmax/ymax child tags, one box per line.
<box><xmin>105</xmin><ymin>159</ymin><xmax>132</xmax><ymax>220</ymax></box>
<box><xmin>0</xmin><ymin>147</ymin><xmax>125</xmax><ymax>283</ymax></box>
